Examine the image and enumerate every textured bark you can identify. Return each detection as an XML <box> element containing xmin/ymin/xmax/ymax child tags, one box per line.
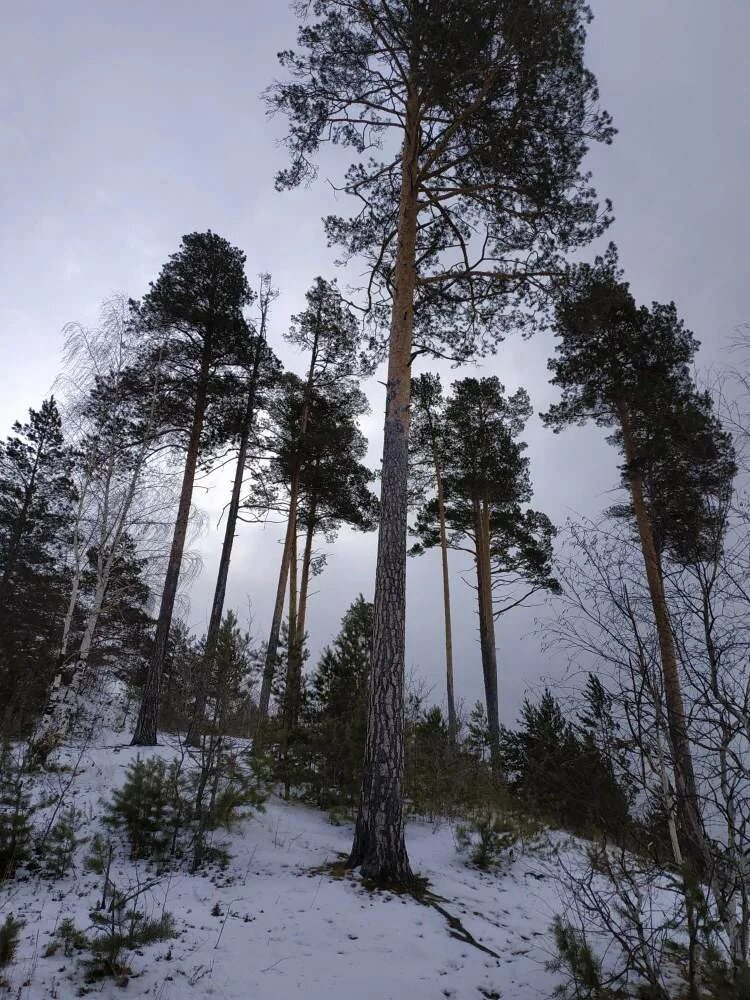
<box><xmin>287</xmin><ymin>513</ymin><xmax>298</xmax><ymax>666</ymax></box>
<box><xmin>434</xmin><ymin>457</ymin><xmax>457</xmax><ymax>744</ymax></box>
<box><xmin>132</xmin><ymin>356</ymin><xmax>211</xmax><ymax>746</ymax></box>
<box><xmin>348</xmin><ymin>109</ymin><xmax>418</xmax><ymax>884</ymax></box>
<box><xmin>474</xmin><ymin>499</ymin><xmax>500</xmax><ymax>770</ymax></box>
<box><xmin>618</xmin><ymin>400</ymin><xmax>705</xmax><ymax>866</ymax></box>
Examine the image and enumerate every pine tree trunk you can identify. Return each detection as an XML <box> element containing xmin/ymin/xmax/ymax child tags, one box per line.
<box><xmin>473</xmin><ymin>499</ymin><xmax>501</xmax><ymax>771</ymax></box>
<box><xmin>189</xmin><ymin>370</ymin><xmax>260</xmax><ymax>743</ymax></box>
<box><xmin>283</xmin><ymin>516</ymin><xmax>298</xmax><ymax>722</ymax></box>
<box><xmin>256</xmin><ymin>473</ymin><xmax>298</xmax><ymax>728</ymax></box>
<box><xmin>434</xmin><ymin>459</ymin><xmax>457</xmax><ymax>744</ymax></box>
<box><xmin>284</xmin><ymin>508</ymin><xmax>315</xmax><ymax>735</ymax></box>
<box><xmin>617</xmin><ymin>400</ymin><xmax>705</xmax><ymax>866</ymax></box>
<box><xmin>132</xmin><ymin>358</ymin><xmax>211</xmax><ymax>746</ymax></box>
<box><xmin>257</xmin><ymin>370</ymin><xmax>316</xmax><ymax>729</ymax></box>
<box><xmin>297</xmin><ymin>515</ymin><xmax>315</xmax><ymax>654</ymax></box>
<box><xmin>348</xmin><ymin>109</ymin><xmax>419</xmax><ymax>884</ymax></box>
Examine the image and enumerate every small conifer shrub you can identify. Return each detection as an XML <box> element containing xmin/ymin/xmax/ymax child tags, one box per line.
<box><xmin>0</xmin><ymin>914</ymin><xmax>23</xmax><ymax>968</ymax></box>
<box><xmin>0</xmin><ymin>746</ymin><xmax>33</xmax><ymax>878</ymax></box>
<box><xmin>104</xmin><ymin>756</ymin><xmax>191</xmax><ymax>860</ymax></box>
<box><xmin>40</xmin><ymin>806</ymin><xmax>82</xmax><ymax>877</ymax></box>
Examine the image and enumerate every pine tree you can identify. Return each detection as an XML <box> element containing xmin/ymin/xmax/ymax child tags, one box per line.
<box><xmin>542</xmin><ymin>243</ymin><xmax>735</xmax><ymax>867</ymax></box>
<box><xmin>0</xmin><ymin>399</ymin><xmax>75</xmax><ymax>728</ymax></box>
<box><xmin>501</xmin><ymin>689</ymin><xmax>630</xmax><ymax>835</ymax></box>
<box><xmin>130</xmin><ymin>232</ymin><xmax>254</xmax><ymax>745</ymax></box>
<box><xmin>268</xmin><ymin>0</ymin><xmax>613</xmax><ymax>881</ymax></box>
<box><xmin>309</xmin><ymin>597</ymin><xmax>373</xmax><ymax>809</ymax></box>
<box><xmin>411</xmin><ymin>377</ymin><xmax>558</xmax><ymax>770</ymax></box>
<box><xmin>254</xmin><ymin>377</ymin><xmax>377</xmax><ymax>736</ymax></box>
<box><xmin>189</xmin><ymin>275</ymin><xmax>281</xmax><ymax>743</ymax></box>
<box><xmin>256</xmin><ymin>277</ymin><xmax>372</xmax><ymax>729</ymax></box>
<box><xmin>410</xmin><ymin>374</ymin><xmax>457</xmax><ymax>744</ymax></box>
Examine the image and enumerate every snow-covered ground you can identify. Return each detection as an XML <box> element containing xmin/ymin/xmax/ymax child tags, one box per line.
<box><xmin>3</xmin><ymin>738</ymin><xmax>569</xmax><ymax>999</ymax></box>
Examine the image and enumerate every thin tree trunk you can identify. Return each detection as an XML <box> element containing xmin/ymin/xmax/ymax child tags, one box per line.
<box><xmin>434</xmin><ymin>459</ymin><xmax>457</xmax><ymax>744</ymax></box>
<box><xmin>132</xmin><ymin>358</ymin><xmax>211</xmax><ymax>746</ymax></box>
<box><xmin>296</xmin><ymin>513</ymin><xmax>315</xmax><ymax>660</ymax></box>
<box><xmin>473</xmin><ymin>499</ymin><xmax>500</xmax><ymax>771</ymax></box>
<box><xmin>188</xmin><ymin>363</ymin><xmax>261</xmax><ymax>743</ymax></box>
<box><xmin>286</xmin><ymin>521</ymin><xmax>298</xmax><ymax>703</ymax></box>
<box><xmin>280</xmin><ymin>521</ymin><xmax>298</xmax><ymax>796</ymax></box>
<box><xmin>287</xmin><ymin>512</ymin><xmax>298</xmax><ymax>668</ymax></box>
<box><xmin>617</xmin><ymin>400</ymin><xmax>705</xmax><ymax>867</ymax></box>
<box><xmin>348</xmin><ymin>107</ymin><xmax>419</xmax><ymax>884</ymax></box>
<box><xmin>285</xmin><ymin>508</ymin><xmax>315</xmax><ymax>734</ymax></box>
<box><xmin>256</xmin><ymin>473</ymin><xmax>298</xmax><ymax>728</ymax></box>
<box><xmin>58</xmin><ymin>459</ymin><xmax>92</xmax><ymax>662</ymax></box>
<box><xmin>257</xmin><ymin>377</ymin><xmax>314</xmax><ymax>726</ymax></box>
<box><xmin>38</xmin><ymin>411</ymin><xmax>157</xmax><ymax>755</ymax></box>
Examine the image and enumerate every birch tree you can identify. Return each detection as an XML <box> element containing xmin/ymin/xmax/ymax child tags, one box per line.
<box><xmin>33</xmin><ymin>298</ymin><xmax>171</xmax><ymax>757</ymax></box>
<box><xmin>268</xmin><ymin>0</ymin><xmax>613</xmax><ymax>880</ymax></box>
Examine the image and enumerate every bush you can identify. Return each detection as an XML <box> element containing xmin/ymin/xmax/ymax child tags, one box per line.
<box><xmin>40</xmin><ymin>806</ymin><xmax>82</xmax><ymax>877</ymax></box>
<box><xmin>104</xmin><ymin>757</ymin><xmax>191</xmax><ymax>860</ymax></box>
<box><xmin>105</xmin><ymin>750</ymin><xmax>266</xmax><ymax>868</ymax></box>
<box><xmin>547</xmin><ymin>916</ymin><xmax>616</xmax><ymax>999</ymax></box>
<box><xmin>501</xmin><ymin>690</ymin><xmax>632</xmax><ymax>839</ymax></box>
<box><xmin>49</xmin><ymin>887</ymin><xmax>175</xmax><ymax>983</ymax></box>
<box><xmin>0</xmin><ymin>746</ymin><xmax>33</xmax><ymax>878</ymax></box>
<box><xmin>83</xmin><ymin>833</ymin><xmax>113</xmax><ymax>875</ymax></box>
<box><xmin>0</xmin><ymin>914</ymin><xmax>23</xmax><ymax>969</ymax></box>
<box><xmin>455</xmin><ymin>804</ymin><xmax>543</xmax><ymax>870</ymax></box>
<box><xmin>87</xmin><ymin>891</ymin><xmax>175</xmax><ymax>980</ymax></box>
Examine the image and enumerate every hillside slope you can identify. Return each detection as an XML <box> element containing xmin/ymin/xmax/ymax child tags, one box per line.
<box><xmin>3</xmin><ymin>739</ymin><xmax>565</xmax><ymax>999</ymax></box>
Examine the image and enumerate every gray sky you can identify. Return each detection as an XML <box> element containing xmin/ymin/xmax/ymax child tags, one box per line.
<box><xmin>2</xmin><ymin>1</ymin><xmax>749</xmax><ymax>725</ymax></box>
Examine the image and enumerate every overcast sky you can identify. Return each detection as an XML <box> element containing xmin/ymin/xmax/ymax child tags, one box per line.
<box><xmin>2</xmin><ymin>1</ymin><xmax>749</xmax><ymax>725</ymax></box>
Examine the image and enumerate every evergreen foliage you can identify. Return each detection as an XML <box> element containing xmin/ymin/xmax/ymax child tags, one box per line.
<box><xmin>501</xmin><ymin>689</ymin><xmax>631</xmax><ymax>837</ymax></box>
<box><xmin>41</xmin><ymin>805</ymin><xmax>83</xmax><ymax>877</ymax></box>
<box><xmin>0</xmin><ymin>745</ymin><xmax>33</xmax><ymax>878</ymax></box>
<box><xmin>0</xmin><ymin>914</ymin><xmax>23</xmax><ymax>970</ymax></box>
<box><xmin>105</xmin><ymin>756</ymin><xmax>191</xmax><ymax>860</ymax></box>
<box><xmin>0</xmin><ymin>398</ymin><xmax>76</xmax><ymax>726</ymax></box>
<box><xmin>131</xmin><ymin>231</ymin><xmax>256</xmax><ymax>745</ymax></box>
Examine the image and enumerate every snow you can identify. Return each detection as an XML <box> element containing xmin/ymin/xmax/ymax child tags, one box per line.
<box><xmin>3</xmin><ymin>737</ymin><xmax>569</xmax><ymax>999</ymax></box>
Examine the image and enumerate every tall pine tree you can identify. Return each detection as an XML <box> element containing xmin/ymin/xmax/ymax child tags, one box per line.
<box><xmin>411</xmin><ymin>376</ymin><xmax>558</xmax><ymax>769</ymax></box>
<box><xmin>131</xmin><ymin>231</ymin><xmax>253</xmax><ymax>745</ymax></box>
<box><xmin>542</xmin><ymin>244</ymin><xmax>734</xmax><ymax>868</ymax></box>
<box><xmin>268</xmin><ymin>0</ymin><xmax>613</xmax><ymax>881</ymax></box>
